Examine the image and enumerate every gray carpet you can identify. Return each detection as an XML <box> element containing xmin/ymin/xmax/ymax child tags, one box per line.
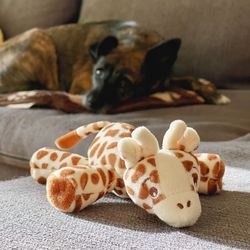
<box><xmin>0</xmin><ymin>158</ymin><xmax>249</xmax><ymax>249</ymax></box>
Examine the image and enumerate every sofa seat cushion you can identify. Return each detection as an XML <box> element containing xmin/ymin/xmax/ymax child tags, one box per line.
<box><xmin>0</xmin><ymin>90</ymin><xmax>249</xmax><ymax>170</ymax></box>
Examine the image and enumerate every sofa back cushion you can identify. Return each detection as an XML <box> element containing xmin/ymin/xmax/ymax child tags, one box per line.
<box><xmin>0</xmin><ymin>0</ymin><xmax>82</xmax><ymax>39</ymax></box>
<box><xmin>79</xmin><ymin>0</ymin><xmax>250</xmax><ymax>88</ymax></box>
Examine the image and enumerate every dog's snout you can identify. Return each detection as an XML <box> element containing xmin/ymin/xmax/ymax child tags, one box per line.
<box><xmin>86</xmin><ymin>93</ymin><xmax>96</xmax><ymax>104</ymax></box>
<box><xmin>85</xmin><ymin>89</ymin><xmax>110</xmax><ymax>111</ymax></box>
<box><xmin>85</xmin><ymin>92</ymin><xmax>100</xmax><ymax>110</ymax></box>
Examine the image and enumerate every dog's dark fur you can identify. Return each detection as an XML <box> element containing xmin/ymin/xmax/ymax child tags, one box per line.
<box><xmin>0</xmin><ymin>20</ymin><xmax>226</xmax><ymax>111</ymax></box>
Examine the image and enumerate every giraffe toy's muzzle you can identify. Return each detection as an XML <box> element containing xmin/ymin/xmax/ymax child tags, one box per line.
<box><xmin>153</xmin><ymin>191</ymin><xmax>202</xmax><ymax>228</ymax></box>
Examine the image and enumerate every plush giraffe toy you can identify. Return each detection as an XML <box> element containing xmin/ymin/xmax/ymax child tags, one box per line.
<box><xmin>30</xmin><ymin>120</ymin><xmax>225</xmax><ymax>228</ymax></box>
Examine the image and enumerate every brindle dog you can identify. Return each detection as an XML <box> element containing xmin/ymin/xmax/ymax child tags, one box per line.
<box><xmin>0</xmin><ymin>20</ymin><xmax>225</xmax><ymax>112</ymax></box>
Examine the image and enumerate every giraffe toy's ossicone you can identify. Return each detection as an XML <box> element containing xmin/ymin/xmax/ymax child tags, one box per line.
<box><xmin>30</xmin><ymin>120</ymin><xmax>225</xmax><ymax>228</ymax></box>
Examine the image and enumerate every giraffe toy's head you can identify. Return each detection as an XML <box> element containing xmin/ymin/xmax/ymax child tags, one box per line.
<box><xmin>118</xmin><ymin>120</ymin><xmax>202</xmax><ymax>228</ymax></box>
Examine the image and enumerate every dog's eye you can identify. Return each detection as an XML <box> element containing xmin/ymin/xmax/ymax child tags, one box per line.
<box><xmin>95</xmin><ymin>68</ymin><xmax>105</xmax><ymax>78</ymax></box>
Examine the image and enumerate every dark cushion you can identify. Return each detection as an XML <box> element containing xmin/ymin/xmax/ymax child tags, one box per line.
<box><xmin>0</xmin><ymin>0</ymin><xmax>82</xmax><ymax>39</ymax></box>
<box><xmin>79</xmin><ymin>0</ymin><xmax>250</xmax><ymax>88</ymax></box>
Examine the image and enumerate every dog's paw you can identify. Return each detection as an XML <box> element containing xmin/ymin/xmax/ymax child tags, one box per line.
<box><xmin>212</xmin><ymin>93</ymin><xmax>231</xmax><ymax>105</ymax></box>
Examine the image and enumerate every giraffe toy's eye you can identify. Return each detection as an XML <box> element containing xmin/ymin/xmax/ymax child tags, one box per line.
<box><xmin>149</xmin><ymin>187</ymin><xmax>158</xmax><ymax>197</ymax></box>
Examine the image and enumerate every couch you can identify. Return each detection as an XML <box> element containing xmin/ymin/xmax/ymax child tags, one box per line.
<box><xmin>0</xmin><ymin>0</ymin><xmax>250</xmax><ymax>249</ymax></box>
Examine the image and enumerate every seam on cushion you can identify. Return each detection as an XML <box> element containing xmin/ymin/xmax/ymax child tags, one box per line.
<box><xmin>0</xmin><ymin>151</ymin><xmax>29</xmax><ymax>162</ymax></box>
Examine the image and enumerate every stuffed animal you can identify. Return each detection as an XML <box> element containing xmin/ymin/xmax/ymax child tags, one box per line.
<box><xmin>30</xmin><ymin>120</ymin><xmax>225</xmax><ymax>228</ymax></box>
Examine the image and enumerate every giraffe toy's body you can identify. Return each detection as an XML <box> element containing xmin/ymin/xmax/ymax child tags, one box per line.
<box><xmin>30</xmin><ymin>148</ymin><xmax>88</xmax><ymax>185</ymax></box>
<box><xmin>30</xmin><ymin>120</ymin><xmax>225</xmax><ymax>227</ymax></box>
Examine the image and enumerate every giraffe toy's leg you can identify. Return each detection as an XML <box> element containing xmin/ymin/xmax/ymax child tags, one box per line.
<box><xmin>46</xmin><ymin>165</ymin><xmax>118</xmax><ymax>212</ymax></box>
<box><xmin>195</xmin><ymin>153</ymin><xmax>225</xmax><ymax>195</ymax></box>
<box><xmin>30</xmin><ymin>147</ymin><xmax>88</xmax><ymax>184</ymax></box>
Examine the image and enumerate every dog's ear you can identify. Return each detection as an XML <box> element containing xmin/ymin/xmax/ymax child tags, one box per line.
<box><xmin>89</xmin><ymin>36</ymin><xmax>119</xmax><ymax>62</ymax></box>
<box><xmin>141</xmin><ymin>38</ymin><xmax>181</xmax><ymax>81</ymax></box>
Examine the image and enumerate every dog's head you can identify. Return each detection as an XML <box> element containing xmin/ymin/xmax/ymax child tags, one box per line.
<box><xmin>85</xmin><ymin>36</ymin><xmax>181</xmax><ymax>112</ymax></box>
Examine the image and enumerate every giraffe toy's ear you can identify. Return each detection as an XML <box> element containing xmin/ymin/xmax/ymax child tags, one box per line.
<box><xmin>132</xmin><ymin>126</ymin><xmax>159</xmax><ymax>157</ymax></box>
<box><xmin>118</xmin><ymin>138</ymin><xmax>142</xmax><ymax>168</ymax></box>
<box><xmin>178</xmin><ymin>127</ymin><xmax>200</xmax><ymax>152</ymax></box>
<box><xmin>162</xmin><ymin>120</ymin><xmax>200</xmax><ymax>152</ymax></box>
<box><xmin>162</xmin><ymin>120</ymin><xmax>187</xmax><ymax>150</ymax></box>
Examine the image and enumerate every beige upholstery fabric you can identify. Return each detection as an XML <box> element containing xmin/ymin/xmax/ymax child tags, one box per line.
<box><xmin>0</xmin><ymin>0</ymin><xmax>82</xmax><ymax>38</ymax></box>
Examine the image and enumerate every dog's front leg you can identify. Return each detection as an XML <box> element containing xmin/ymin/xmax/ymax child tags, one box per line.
<box><xmin>168</xmin><ymin>76</ymin><xmax>230</xmax><ymax>104</ymax></box>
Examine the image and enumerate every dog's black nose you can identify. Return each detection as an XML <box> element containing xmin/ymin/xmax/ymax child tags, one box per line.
<box><xmin>85</xmin><ymin>92</ymin><xmax>102</xmax><ymax>111</ymax></box>
<box><xmin>86</xmin><ymin>93</ymin><xmax>96</xmax><ymax>104</ymax></box>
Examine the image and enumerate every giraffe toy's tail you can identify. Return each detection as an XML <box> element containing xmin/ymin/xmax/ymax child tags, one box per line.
<box><xmin>55</xmin><ymin>121</ymin><xmax>111</xmax><ymax>150</ymax></box>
